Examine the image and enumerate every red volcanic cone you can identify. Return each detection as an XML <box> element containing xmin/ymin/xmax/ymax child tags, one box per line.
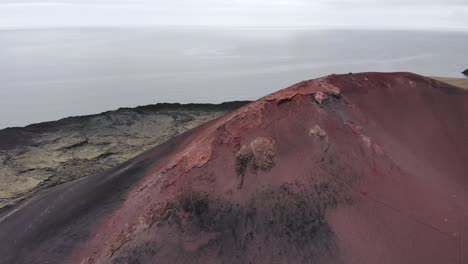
<box><xmin>1</xmin><ymin>72</ymin><xmax>467</xmax><ymax>264</ymax></box>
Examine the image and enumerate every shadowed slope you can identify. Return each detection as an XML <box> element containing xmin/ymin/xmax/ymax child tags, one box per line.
<box><xmin>0</xmin><ymin>72</ymin><xmax>467</xmax><ymax>264</ymax></box>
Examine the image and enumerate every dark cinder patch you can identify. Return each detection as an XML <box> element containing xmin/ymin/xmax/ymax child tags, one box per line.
<box><xmin>235</xmin><ymin>137</ymin><xmax>276</xmax><ymax>188</ymax></box>
<box><xmin>59</xmin><ymin>138</ymin><xmax>89</xmax><ymax>150</ymax></box>
<box><xmin>234</xmin><ymin>145</ymin><xmax>253</xmax><ymax>178</ymax></box>
<box><xmin>311</xmin><ymin>93</ymin><xmax>341</xmax><ymax>108</ymax></box>
<box><xmin>112</xmin><ymin>181</ymin><xmax>351</xmax><ymax>263</ymax></box>
<box><xmin>0</xmin><ymin>128</ymin><xmax>31</xmax><ymax>150</ymax></box>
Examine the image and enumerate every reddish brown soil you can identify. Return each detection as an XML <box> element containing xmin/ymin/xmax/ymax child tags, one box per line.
<box><xmin>0</xmin><ymin>72</ymin><xmax>467</xmax><ymax>264</ymax></box>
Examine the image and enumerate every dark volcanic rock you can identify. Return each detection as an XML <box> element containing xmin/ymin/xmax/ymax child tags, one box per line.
<box><xmin>0</xmin><ymin>102</ymin><xmax>250</xmax><ymax>214</ymax></box>
<box><xmin>0</xmin><ymin>73</ymin><xmax>467</xmax><ymax>264</ymax></box>
<box><xmin>463</xmin><ymin>69</ymin><xmax>468</xmax><ymax>76</ymax></box>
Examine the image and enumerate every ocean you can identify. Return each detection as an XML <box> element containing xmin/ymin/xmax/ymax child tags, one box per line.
<box><xmin>1</xmin><ymin>27</ymin><xmax>467</xmax><ymax>128</ymax></box>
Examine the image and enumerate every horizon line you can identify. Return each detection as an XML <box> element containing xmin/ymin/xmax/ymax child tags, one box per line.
<box><xmin>1</xmin><ymin>24</ymin><xmax>468</xmax><ymax>33</ymax></box>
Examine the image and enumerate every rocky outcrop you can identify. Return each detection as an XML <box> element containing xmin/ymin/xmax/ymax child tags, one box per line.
<box><xmin>463</xmin><ymin>69</ymin><xmax>468</xmax><ymax>76</ymax></box>
<box><xmin>0</xmin><ymin>73</ymin><xmax>467</xmax><ymax>264</ymax></box>
<box><xmin>0</xmin><ymin>102</ymin><xmax>249</xmax><ymax>214</ymax></box>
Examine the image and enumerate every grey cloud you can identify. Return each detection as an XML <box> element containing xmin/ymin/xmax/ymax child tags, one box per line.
<box><xmin>322</xmin><ymin>0</ymin><xmax>468</xmax><ymax>4</ymax></box>
<box><xmin>0</xmin><ymin>0</ymin><xmax>467</xmax><ymax>29</ymax></box>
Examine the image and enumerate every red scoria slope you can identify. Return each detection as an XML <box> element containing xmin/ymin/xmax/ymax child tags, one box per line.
<box><xmin>1</xmin><ymin>72</ymin><xmax>467</xmax><ymax>264</ymax></box>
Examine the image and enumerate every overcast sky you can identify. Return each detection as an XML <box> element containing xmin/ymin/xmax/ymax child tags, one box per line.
<box><xmin>1</xmin><ymin>0</ymin><xmax>467</xmax><ymax>30</ymax></box>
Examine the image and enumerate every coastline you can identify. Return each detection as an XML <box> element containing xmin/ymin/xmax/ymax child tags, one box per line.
<box><xmin>0</xmin><ymin>101</ymin><xmax>250</xmax><ymax>214</ymax></box>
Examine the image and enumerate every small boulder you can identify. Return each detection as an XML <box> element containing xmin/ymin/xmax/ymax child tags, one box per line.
<box><xmin>462</xmin><ymin>69</ymin><xmax>468</xmax><ymax>77</ymax></box>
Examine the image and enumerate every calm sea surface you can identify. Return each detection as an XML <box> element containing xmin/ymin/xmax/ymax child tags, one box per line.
<box><xmin>1</xmin><ymin>27</ymin><xmax>467</xmax><ymax>128</ymax></box>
